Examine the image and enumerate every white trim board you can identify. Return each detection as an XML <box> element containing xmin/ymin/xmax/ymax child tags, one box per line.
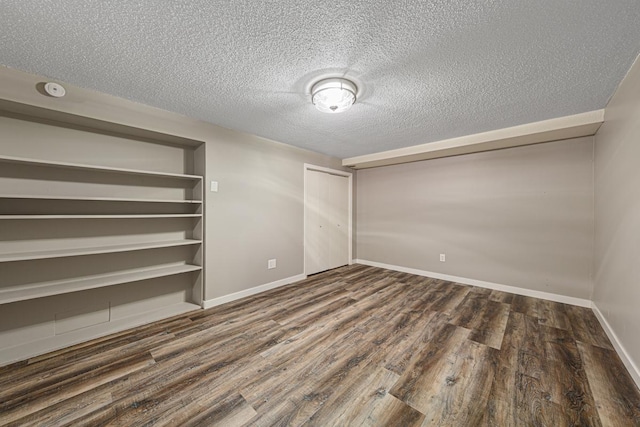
<box><xmin>343</xmin><ymin>110</ymin><xmax>604</xmax><ymax>169</ymax></box>
<box><xmin>354</xmin><ymin>259</ymin><xmax>592</xmax><ymax>307</ymax></box>
<box><xmin>591</xmin><ymin>303</ymin><xmax>640</xmax><ymax>389</ymax></box>
<box><xmin>202</xmin><ymin>273</ymin><xmax>306</xmax><ymax>309</ymax></box>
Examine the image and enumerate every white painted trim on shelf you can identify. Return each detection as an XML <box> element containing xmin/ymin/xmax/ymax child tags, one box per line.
<box><xmin>343</xmin><ymin>110</ymin><xmax>604</xmax><ymax>169</ymax></box>
<box><xmin>202</xmin><ymin>273</ymin><xmax>307</xmax><ymax>309</ymax></box>
<box><xmin>591</xmin><ymin>302</ymin><xmax>640</xmax><ymax>389</ymax></box>
<box><xmin>354</xmin><ymin>259</ymin><xmax>592</xmax><ymax>308</ymax></box>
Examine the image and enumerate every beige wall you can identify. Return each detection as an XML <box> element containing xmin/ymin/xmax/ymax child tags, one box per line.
<box><xmin>357</xmin><ymin>137</ymin><xmax>595</xmax><ymax>299</ymax></box>
<box><xmin>0</xmin><ymin>66</ymin><xmax>350</xmax><ymax>302</ymax></box>
<box><xmin>594</xmin><ymin>55</ymin><xmax>640</xmax><ymax>373</ymax></box>
<box><xmin>203</xmin><ymin>127</ymin><xmax>352</xmax><ymax>298</ymax></box>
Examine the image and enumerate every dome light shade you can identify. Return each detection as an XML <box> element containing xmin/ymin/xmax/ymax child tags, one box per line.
<box><xmin>311</xmin><ymin>78</ymin><xmax>357</xmax><ymax>113</ymax></box>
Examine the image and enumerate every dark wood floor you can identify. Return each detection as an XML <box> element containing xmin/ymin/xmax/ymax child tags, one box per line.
<box><xmin>1</xmin><ymin>264</ymin><xmax>639</xmax><ymax>426</ymax></box>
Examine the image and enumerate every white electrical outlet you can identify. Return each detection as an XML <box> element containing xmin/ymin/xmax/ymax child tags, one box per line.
<box><xmin>210</xmin><ymin>181</ymin><xmax>219</xmax><ymax>192</ymax></box>
<box><xmin>268</xmin><ymin>259</ymin><xmax>277</xmax><ymax>269</ymax></box>
<box><xmin>440</xmin><ymin>254</ymin><xmax>446</xmax><ymax>262</ymax></box>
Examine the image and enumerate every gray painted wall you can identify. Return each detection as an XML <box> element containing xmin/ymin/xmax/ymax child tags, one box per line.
<box><xmin>594</xmin><ymin>55</ymin><xmax>640</xmax><ymax>372</ymax></box>
<box><xmin>357</xmin><ymin>138</ymin><xmax>595</xmax><ymax>299</ymax></box>
<box><xmin>203</xmin><ymin>127</ymin><xmax>353</xmax><ymax>298</ymax></box>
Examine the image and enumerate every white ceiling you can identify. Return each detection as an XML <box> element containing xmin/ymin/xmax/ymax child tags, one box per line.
<box><xmin>1</xmin><ymin>1</ymin><xmax>639</xmax><ymax>159</ymax></box>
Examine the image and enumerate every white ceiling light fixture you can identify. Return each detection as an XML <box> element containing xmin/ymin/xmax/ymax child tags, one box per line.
<box><xmin>311</xmin><ymin>78</ymin><xmax>357</xmax><ymax>113</ymax></box>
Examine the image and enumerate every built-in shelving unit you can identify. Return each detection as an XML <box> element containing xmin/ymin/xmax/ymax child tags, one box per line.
<box><xmin>0</xmin><ymin>100</ymin><xmax>206</xmax><ymax>366</ymax></box>
<box><xmin>0</xmin><ymin>152</ymin><xmax>204</xmax><ymax>305</ymax></box>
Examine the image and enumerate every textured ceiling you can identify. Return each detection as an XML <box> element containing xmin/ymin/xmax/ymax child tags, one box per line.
<box><xmin>1</xmin><ymin>1</ymin><xmax>639</xmax><ymax>159</ymax></box>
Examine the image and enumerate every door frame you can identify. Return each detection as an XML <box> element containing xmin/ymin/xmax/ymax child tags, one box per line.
<box><xmin>303</xmin><ymin>163</ymin><xmax>353</xmax><ymax>276</ymax></box>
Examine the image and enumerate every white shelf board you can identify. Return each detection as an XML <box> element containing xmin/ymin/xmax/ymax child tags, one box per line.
<box><xmin>0</xmin><ymin>194</ymin><xmax>202</xmax><ymax>204</ymax></box>
<box><xmin>0</xmin><ymin>264</ymin><xmax>202</xmax><ymax>305</ymax></box>
<box><xmin>0</xmin><ymin>98</ymin><xmax>205</xmax><ymax>148</ymax></box>
<box><xmin>0</xmin><ymin>214</ymin><xmax>202</xmax><ymax>219</ymax></box>
<box><xmin>0</xmin><ymin>239</ymin><xmax>202</xmax><ymax>262</ymax></box>
<box><xmin>0</xmin><ymin>301</ymin><xmax>201</xmax><ymax>367</ymax></box>
<box><xmin>0</xmin><ymin>154</ymin><xmax>202</xmax><ymax>181</ymax></box>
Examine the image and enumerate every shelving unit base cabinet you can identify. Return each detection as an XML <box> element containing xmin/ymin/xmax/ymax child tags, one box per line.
<box><xmin>0</xmin><ymin>101</ymin><xmax>206</xmax><ymax>366</ymax></box>
<box><xmin>0</xmin><ymin>257</ymin><xmax>204</xmax><ymax>367</ymax></box>
<box><xmin>0</xmin><ymin>301</ymin><xmax>201</xmax><ymax>367</ymax></box>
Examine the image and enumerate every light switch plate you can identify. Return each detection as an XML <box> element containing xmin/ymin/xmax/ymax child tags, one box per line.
<box><xmin>210</xmin><ymin>181</ymin><xmax>219</xmax><ymax>192</ymax></box>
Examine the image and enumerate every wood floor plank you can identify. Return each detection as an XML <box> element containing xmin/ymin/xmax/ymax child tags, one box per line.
<box><xmin>4</xmin><ymin>389</ymin><xmax>113</xmax><ymax>427</ymax></box>
<box><xmin>272</xmin><ymin>287</ymin><xmax>352</xmax><ymax>324</ymax></box>
<box><xmin>381</xmin><ymin>310</ymin><xmax>440</xmax><ymax>376</ymax></box>
<box><xmin>470</xmin><ymin>286</ymin><xmax>493</xmax><ymax>296</ymax></box>
<box><xmin>423</xmin><ymin>282</ymin><xmax>470</xmax><ymax>315</ymax></box>
<box><xmin>514</xmin><ymin>373</ymin><xmax>565</xmax><ymax>427</ymax></box>
<box><xmin>448</xmin><ymin>291</ymin><xmax>488</xmax><ymax>329</ymax></box>
<box><xmin>302</xmin><ymin>364</ymin><xmax>424</xmax><ymax>427</ymax></box>
<box><xmin>156</xmin><ymin>391</ymin><xmax>256</xmax><ymax>427</ymax></box>
<box><xmin>0</xmin><ymin>352</ymin><xmax>154</xmax><ymax>425</ymax></box>
<box><xmin>538</xmin><ymin>299</ymin><xmax>573</xmax><ymax>331</ymax></box>
<box><xmin>1</xmin><ymin>264</ymin><xmax>638</xmax><ymax>426</ymax></box>
<box><xmin>242</xmin><ymin>332</ymin><xmax>377</xmax><ymax>423</ymax></box>
<box><xmin>0</xmin><ymin>333</ymin><xmax>175</xmax><ymax>404</ymax></box>
<box><xmin>518</xmin><ymin>313</ymin><xmax>544</xmax><ymax>380</ymax></box>
<box><xmin>539</xmin><ymin>324</ymin><xmax>602</xmax><ymax>426</ymax></box>
<box><xmin>241</xmin><ymin>290</ymin><xmax>414</xmax><ymax>415</ymax></box>
<box><xmin>578</xmin><ymin>341</ymin><xmax>640</xmax><ymax>426</ymax></box>
<box><xmin>149</xmin><ymin>318</ymin><xmax>281</xmax><ymax>362</ymax></box>
<box><xmin>390</xmin><ymin>321</ymin><xmax>495</xmax><ymax>422</ymax></box>
<box><xmin>346</xmin><ymin>277</ymin><xmax>395</xmax><ymax>299</ymax></box>
<box><xmin>468</xmin><ymin>300</ymin><xmax>510</xmax><ymax>350</ymax></box>
<box><xmin>512</xmin><ymin>294</ymin><xmax>541</xmax><ymax>318</ymax></box>
<box><xmin>248</xmin><ymin>302</ymin><xmax>432</xmax><ymax>425</ymax></box>
<box><xmin>175</xmin><ymin>280</ymin><xmax>347</xmax><ymax>337</ymax></box>
<box><xmin>448</xmin><ymin>290</ymin><xmax>510</xmax><ymax>350</ymax></box>
<box><xmin>102</xmin><ymin>324</ymin><xmax>292</xmax><ymax>425</ymax></box>
<box><xmin>565</xmin><ymin>304</ymin><xmax>614</xmax><ymax>350</ymax></box>
<box><xmin>489</xmin><ymin>289</ymin><xmax>515</xmax><ymax>304</ymax></box>
<box><xmin>482</xmin><ymin>311</ymin><xmax>530</xmax><ymax>426</ymax></box>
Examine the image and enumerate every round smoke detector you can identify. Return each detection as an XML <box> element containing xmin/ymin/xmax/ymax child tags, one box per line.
<box><xmin>44</xmin><ymin>82</ymin><xmax>66</xmax><ymax>98</ymax></box>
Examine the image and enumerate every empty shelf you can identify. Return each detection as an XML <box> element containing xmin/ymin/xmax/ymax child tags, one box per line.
<box><xmin>0</xmin><ymin>214</ymin><xmax>202</xmax><ymax>219</ymax></box>
<box><xmin>0</xmin><ymin>154</ymin><xmax>202</xmax><ymax>181</ymax></box>
<box><xmin>0</xmin><ymin>239</ymin><xmax>202</xmax><ymax>262</ymax></box>
<box><xmin>0</xmin><ymin>194</ymin><xmax>202</xmax><ymax>204</ymax></box>
<box><xmin>0</xmin><ymin>264</ymin><xmax>203</xmax><ymax>305</ymax></box>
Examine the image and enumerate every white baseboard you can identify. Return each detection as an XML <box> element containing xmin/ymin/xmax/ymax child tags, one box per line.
<box><xmin>354</xmin><ymin>259</ymin><xmax>592</xmax><ymax>308</ymax></box>
<box><xmin>202</xmin><ymin>274</ymin><xmax>307</xmax><ymax>309</ymax></box>
<box><xmin>591</xmin><ymin>302</ymin><xmax>640</xmax><ymax>389</ymax></box>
